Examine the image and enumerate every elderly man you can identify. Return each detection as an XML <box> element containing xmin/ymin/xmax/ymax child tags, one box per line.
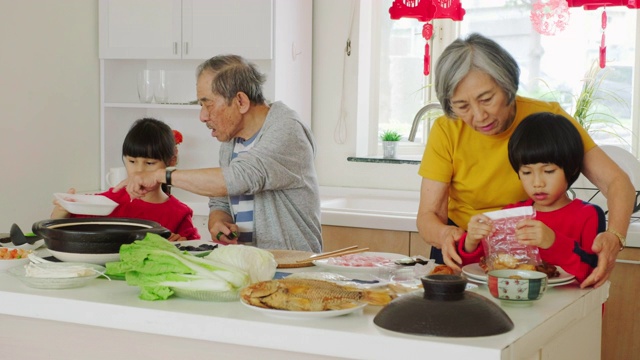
<box><xmin>120</xmin><ymin>55</ymin><xmax>322</xmax><ymax>252</ymax></box>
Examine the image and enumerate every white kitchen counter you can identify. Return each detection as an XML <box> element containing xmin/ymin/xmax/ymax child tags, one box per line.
<box><xmin>0</xmin><ymin>266</ymin><xmax>608</xmax><ymax>360</ymax></box>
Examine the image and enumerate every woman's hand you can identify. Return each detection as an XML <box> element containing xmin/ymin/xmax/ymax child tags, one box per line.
<box><xmin>515</xmin><ymin>219</ymin><xmax>555</xmax><ymax>249</ymax></box>
<box><xmin>50</xmin><ymin>188</ymin><xmax>75</xmax><ymax>219</ymax></box>
<box><xmin>441</xmin><ymin>225</ymin><xmax>465</xmax><ymax>271</ymax></box>
<box><xmin>580</xmin><ymin>231</ymin><xmax>621</xmax><ymax>288</ymax></box>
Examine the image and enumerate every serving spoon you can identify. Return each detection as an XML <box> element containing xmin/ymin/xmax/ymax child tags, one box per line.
<box><xmin>9</xmin><ymin>223</ymin><xmax>42</xmax><ymax>246</ymax></box>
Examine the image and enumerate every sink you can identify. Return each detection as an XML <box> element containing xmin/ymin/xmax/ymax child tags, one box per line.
<box><xmin>320</xmin><ymin>187</ymin><xmax>420</xmax><ymax>232</ymax></box>
<box><xmin>321</xmin><ymin>197</ymin><xmax>418</xmax><ymax>215</ymax></box>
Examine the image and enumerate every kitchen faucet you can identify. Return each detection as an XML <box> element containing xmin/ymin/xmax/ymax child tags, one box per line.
<box><xmin>408</xmin><ymin>102</ymin><xmax>443</xmax><ymax>142</ymax></box>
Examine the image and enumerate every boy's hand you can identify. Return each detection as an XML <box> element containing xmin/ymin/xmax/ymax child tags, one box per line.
<box><xmin>515</xmin><ymin>219</ymin><xmax>555</xmax><ymax>249</ymax></box>
<box><xmin>465</xmin><ymin>214</ymin><xmax>493</xmax><ymax>252</ymax></box>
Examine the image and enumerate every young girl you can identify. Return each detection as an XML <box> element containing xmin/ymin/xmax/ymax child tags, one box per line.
<box><xmin>52</xmin><ymin>118</ymin><xmax>200</xmax><ymax>241</ymax></box>
<box><xmin>457</xmin><ymin>112</ymin><xmax>604</xmax><ymax>283</ymax></box>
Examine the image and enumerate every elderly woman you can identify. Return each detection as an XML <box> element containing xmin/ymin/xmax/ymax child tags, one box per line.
<box><xmin>417</xmin><ymin>33</ymin><xmax>634</xmax><ymax>288</ymax></box>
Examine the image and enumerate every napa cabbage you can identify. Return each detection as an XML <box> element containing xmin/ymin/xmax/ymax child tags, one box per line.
<box><xmin>105</xmin><ymin>234</ymin><xmax>275</xmax><ymax>301</ymax></box>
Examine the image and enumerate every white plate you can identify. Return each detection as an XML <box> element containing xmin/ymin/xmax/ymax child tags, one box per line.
<box><xmin>47</xmin><ymin>249</ymin><xmax>120</xmax><ymax>265</ymax></box>
<box><xmin>0</xmin><ymin>239</ymin><xmax>45</xmax><ymax>251</ymax></box>
<box><xmin>54</xmin><ymin>193</ymin><xmax>118</xmax><ymax>216</ymax></box>
<box><xmin>240</xmin><ymin>298</ymin><xmax>366</xmax><ymax>319</ymax></box>
<box><xmin>462</xmin><ymin>263</ymin><xmax>576</xmax><ymax>284</ymax></box>
<box><xmin>312</xmin><ymin>252</ymin><xmax>405</xmax><ymax>274</ymax></box>
<box><xmin>173</xmin><ymin>240</ymin><xmax>218</xmax><ymax>255</ymax></box>
<box><xmin>7</xmin><ymin>262</ymin><xmax>106</xmax><ymax>289</ymax></box>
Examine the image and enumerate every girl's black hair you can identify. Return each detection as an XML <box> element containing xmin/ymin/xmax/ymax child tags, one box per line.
<box><xmin>508</xmin><ymin>112</ymin><xmax>584</xmax><ymax>188</ymax></box>
<box><xmin>122</xmin><ymin>118</ymin><xmax>175</xmax><ymax>165</ymax></box>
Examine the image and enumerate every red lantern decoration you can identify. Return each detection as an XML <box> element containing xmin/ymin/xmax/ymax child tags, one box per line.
<box><xmin>566</xmin><ymin>0</ymin><xmax>639</xmax><ymax>9</ymax></box>
<box><xmin>389</xmin><ymin>0</ymin><xmax>465</xmax><ymax>75</ymax></box>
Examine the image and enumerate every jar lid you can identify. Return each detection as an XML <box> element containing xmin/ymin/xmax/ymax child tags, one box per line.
<box><xmin>373</xmin><ymin>274</ymin><xmax>513</xmax><ymax>337</ymax></box>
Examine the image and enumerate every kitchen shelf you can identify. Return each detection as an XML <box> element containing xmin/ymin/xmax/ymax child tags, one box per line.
<box><xmin>103</xmin><ymin>102</ymin><xmax>199</xmax><ymax>110</ymax></box>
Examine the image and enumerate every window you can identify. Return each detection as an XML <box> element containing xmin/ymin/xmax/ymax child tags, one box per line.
<box><xmin>366</xmin><ymin>0</ymin><xmax>638</xmax><ymax>157</ymax></box>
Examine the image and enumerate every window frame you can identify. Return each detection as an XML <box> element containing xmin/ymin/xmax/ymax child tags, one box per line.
<box><xmin>359</xmin><ymin>2</ymin><xmax>640</xmax><ymax>158</ymax></box>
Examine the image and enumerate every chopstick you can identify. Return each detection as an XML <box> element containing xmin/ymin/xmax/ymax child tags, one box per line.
<box><xmin>297</xmin><ymin>246</ymin><xmax>370</xmax><ymax>263</ymax></box>
<box><xmin>309</xmin><ymin>245</ymin><xmax>358</xmax><ymax>259</ymax></box>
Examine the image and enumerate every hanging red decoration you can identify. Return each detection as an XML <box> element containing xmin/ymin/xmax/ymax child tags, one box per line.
<box><xmin>530</xmin><ymin>0</ymin><xmax>571</xmax><ymax>36</ymax></box>
<box><xmin>566</xmin><ymin>0</ymin><xmax>639</xmax><ymax>9</ymax></box>
<box><xmin>389</xmin><ymin>0</ymin><xmax>465</xmax><ymax>75</ymax></box>
<box><xmin>599</xmin><ymin>9</ymin><xmax>607</xmax><ymax>68</ymax></box>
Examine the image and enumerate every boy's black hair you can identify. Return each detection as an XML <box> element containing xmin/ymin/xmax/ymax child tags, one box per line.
<box><xmin>508</xmin><ymin>112</ymin><xmax>584</xmax><ymax>188</ymax></box>
<box><xmin>122</xmin><ymin>118</ymin><xmax>176</xmax><ymax>166</ymax></box>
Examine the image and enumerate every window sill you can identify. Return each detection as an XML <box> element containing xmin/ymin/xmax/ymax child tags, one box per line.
<box><xmin>347</xmin><ymin>156</ymin><xmax>421</xmax><ymax>165</ymax></box>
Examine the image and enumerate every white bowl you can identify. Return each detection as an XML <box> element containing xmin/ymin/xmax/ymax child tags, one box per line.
<box><xmin>54</xmin><ymin>193</ymin><xmax>118</xmax><ymax>216</ymax></box>
<box><xmin>0</xmin><ymin>256</ymin><xmax>30</xmax><ymax>271</ymax></box>
<box><xmin>0</xmin><ymin>247</ymin><xmax>32</xmax><ymax>270</ymax></box>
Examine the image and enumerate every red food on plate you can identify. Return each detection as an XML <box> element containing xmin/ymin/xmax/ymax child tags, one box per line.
<box><xmin>327</xmin><ymin>254</ymin><xmax>394</xmax><ymax>267</ymax></box>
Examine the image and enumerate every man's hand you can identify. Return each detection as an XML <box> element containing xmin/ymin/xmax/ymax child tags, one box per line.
<box><xmin>210</xmin><ymin>221</ymin><xmax>239</xmax><ymax>245</ymax></box>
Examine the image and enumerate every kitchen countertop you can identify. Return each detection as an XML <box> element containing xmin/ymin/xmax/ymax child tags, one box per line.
<box><xmin>0</xmin><ymin>260</ymin><xmax>608</xmax><ymax>360</ymax></box>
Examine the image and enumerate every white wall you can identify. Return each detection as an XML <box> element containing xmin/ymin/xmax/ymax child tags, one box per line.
<box><xmin>0</xmin><ymin>0</ymin><xmax>422</xmax><ymax>234</ymax></box>
<box><xmin>312</xmin><ymin>1</ymin><xmax>423</xmax><ymax>192</ymax></box>
<box><xmin>0</xmin><ymin>0</ymin><xmax>100</xmax><ymax>232</ymax></box>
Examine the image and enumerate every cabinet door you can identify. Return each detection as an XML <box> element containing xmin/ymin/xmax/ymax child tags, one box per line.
<box><xmin>99</xmin><ymin>0</ymin><xmax>182</xmax><ymax>59</ymax></box>
<box><xmin>182</xmin><ymin>0</ymin><xmax>273</xmax><ymax>60</ymax></box>
<box><xmin>321</xmin><ymin>226</ymin><xmax>410</xmax><ymax>255</ymax></box>
<box><xmin>409</xmin><ymin>232</ymin><xmax>432</xmax><ymax>258</ymax></box>
<box><xmin>601</xmin><ymin>248</ymin><xmax>640</xmax><ymax>360</ymax></box>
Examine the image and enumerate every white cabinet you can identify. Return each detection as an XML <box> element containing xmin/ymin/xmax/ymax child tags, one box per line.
<box><xmin>98</xmin><ymin>0</ymin><xmax>312</xmax><ymax>207</ymax></box>
<box><xmin>99</xmin><ymin>0</ymin><xmax>273</xmax><ymax>60</ymax></box>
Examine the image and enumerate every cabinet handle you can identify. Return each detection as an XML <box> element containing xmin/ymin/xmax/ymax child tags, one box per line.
<box><xmin>616</xmin><ymin>259</ymin><xmax>640</xmax><ymax>265</ymax></box>
<box><xmin>173</xmin><ymin>42</ymin><xmax>178</xmax><ymax>55</ymax></box>
<box><xmin>184</xmin><ymin>42</ymin><xmax>189</xmax><ymax>55</ymax></box>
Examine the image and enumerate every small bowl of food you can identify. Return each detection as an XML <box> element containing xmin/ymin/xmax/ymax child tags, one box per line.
<box><xmin>487</xmin><ymin>269</ymin><xmax>548</xmax><ymax>303</ymax></box>
<box><xmin>0</xmin><ymin>248</ymin><xmax>32</xmax><ymax>271</ymax></box>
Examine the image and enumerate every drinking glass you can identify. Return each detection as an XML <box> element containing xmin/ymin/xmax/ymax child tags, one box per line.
<box><xmin>137</xmin><ymin>70</ymin><xmax>154</xmax><ymax>103</ymax></box>
<box><xmin>153</xmin><ymin>70</ymin><xmax>169</xmax><ymax>103</ymax></box>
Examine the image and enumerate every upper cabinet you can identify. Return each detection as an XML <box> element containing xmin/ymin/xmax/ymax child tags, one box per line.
<box><xmin>97</xmin><ymin>0</ymin><xmax>312</xmax><ymax>199</ymax></box>
<box><xmin>99</xmin><ymin>0</ymin><xmax>273</xmax><ymax>60</ymax></box>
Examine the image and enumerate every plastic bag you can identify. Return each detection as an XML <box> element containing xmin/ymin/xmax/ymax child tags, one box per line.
<box><xmin>480</xmin><ymin>207</ymin><xmax>541</xmax><ymax>271</ymax></box>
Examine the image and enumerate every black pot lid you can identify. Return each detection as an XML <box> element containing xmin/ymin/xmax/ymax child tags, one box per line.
<box><xmin>374</xmin><ymin>275</ymin><xmax>513</xmax><ymax>337</ymax></box>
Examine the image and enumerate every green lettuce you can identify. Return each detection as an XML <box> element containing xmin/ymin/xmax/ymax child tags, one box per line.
<box><xmin>105</xmin><ymin>233</ymin><xmax>249</xmax><ymax>300</ymax></box>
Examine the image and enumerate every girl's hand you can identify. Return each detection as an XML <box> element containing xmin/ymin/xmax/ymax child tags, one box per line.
<box><xmin>50</xmin><ymin>188</ymin><xmax>76</xmax><ymax>219</ymax></box>
<box><xmin>465</xmin><ymin>214</ymin><xmax>493</xmax><ymax>252</ymax></box>
<box><xmin>166</xmin><ymin>233</ymin><xmax>185</xmax><ymax>242</ymax></box>
<box><xmin>515</xmin><ymin>219</ymin><xmax>555</xmax><ymax>249</ymax></box>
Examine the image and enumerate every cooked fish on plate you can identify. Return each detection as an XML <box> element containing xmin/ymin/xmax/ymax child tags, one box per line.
<box><xmin>240</xmin><ymin>278</ymin><xmax>393</xmax><ymax>312</ymax></box>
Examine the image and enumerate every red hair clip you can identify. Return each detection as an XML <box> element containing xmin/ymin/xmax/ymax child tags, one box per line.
<box><xmin>173</xmin><ymin>130</ymin><xmax>183</xmax><ymax>145</ymax></box>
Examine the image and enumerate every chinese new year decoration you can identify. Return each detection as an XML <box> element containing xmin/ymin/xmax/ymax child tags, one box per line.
<box><xmin>389</xmin><ymin>0</ymin><xmax>465</xmax><ymax>75</ymax></box>
<box><xmin>531</xmin><ymin>0</ymin><xmax>638</xmax><ymax>69</ymax></box>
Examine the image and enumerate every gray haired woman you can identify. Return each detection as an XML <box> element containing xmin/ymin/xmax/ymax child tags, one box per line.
<box><xmin>416</xmin><ymin>33</ymin><xmax>632</xmax><ymax>289</ymax></box>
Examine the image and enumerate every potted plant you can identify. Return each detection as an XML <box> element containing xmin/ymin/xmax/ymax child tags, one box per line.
<box><xmin>572</xmin><ymin>61</ymin><xmax>629</xmax><ymax>142</ymax></box>
<box><xmin>380</xmin><ymin>130</ymin><xmax>402</xmax><ymax>158</ymax></box>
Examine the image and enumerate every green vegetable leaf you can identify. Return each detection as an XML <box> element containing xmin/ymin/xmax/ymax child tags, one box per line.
<box><xmin>105</xmin><ymin>233</ymin><xmax>250</xmax><ymax>300</ymax></box>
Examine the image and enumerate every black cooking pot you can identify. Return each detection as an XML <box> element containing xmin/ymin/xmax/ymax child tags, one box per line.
<box><xmin>32</xmin><ymin>217</ymin><xmax>171</xmax><ymax>254</ymax></box>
